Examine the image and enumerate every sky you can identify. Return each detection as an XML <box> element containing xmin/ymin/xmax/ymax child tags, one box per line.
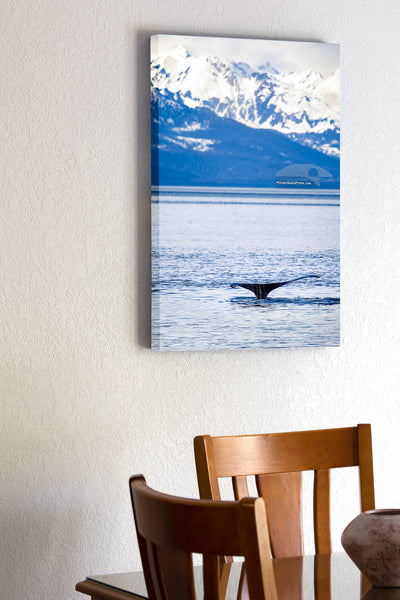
<box><xmin>152</xmin><ymin>34</ymin><xmax>340</xmax><ymax>76</ymax></box>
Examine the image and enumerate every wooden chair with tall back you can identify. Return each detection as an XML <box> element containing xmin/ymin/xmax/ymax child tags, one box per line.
<box><xmin>129</xmin><ymin>474</ymin><xmax>278</xmax><ymax>600</ymax></box>
<box><xmin>194</xmin><ymin>424</ymin><xmax>375</xmax><ymax>559</ymax></box>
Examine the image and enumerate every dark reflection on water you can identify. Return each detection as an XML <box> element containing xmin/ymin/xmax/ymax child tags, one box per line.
<box><xmin>230</xmin><ymin>297</ymin><xmax>340</xmax><ymax>307</ymax></box>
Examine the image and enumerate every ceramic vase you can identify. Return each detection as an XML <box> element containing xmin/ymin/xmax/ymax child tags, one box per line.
<box><xmin>342</xmin><ymin>509</ymin><xmax>400</xmax><ymax>587</ymax></box>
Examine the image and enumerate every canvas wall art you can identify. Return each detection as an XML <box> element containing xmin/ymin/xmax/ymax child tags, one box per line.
<box><xmin>151</xmin><ymin>34</ymin><xmax>340</xmax><ymax>350</ymax></box>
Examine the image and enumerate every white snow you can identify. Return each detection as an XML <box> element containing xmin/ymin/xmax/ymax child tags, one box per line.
<box><xmin>151</xmin><ymin>45</ymin><xmax>340</xmax><ymax>145</ymax></box>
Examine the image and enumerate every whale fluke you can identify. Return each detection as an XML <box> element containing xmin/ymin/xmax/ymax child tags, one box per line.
<box><xmin>230</xmin><ymin>275</ymin><xmax>321</xmax><ymax>300</ymax></box>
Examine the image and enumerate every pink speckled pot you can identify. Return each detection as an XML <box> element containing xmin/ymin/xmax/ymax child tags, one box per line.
<box><xmin>341</xmin><ymin>509</ymin><xmax>400</xmax><ymax>587</ymax></box>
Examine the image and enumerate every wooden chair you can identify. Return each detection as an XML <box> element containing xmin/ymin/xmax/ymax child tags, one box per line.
<box><xmin>129</xmin><ymin>474</ymin><xmax>278</xmax><ymax>600</ymax></box>
<box><xmin>194</xmin><ymin>424</ymin><xmax>375</xmax><ymax>559</ymax></box>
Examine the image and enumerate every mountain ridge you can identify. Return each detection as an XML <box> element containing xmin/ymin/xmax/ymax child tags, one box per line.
<box><xmin>152</xmin><ymin>90</ymin><xmax>339</xmax><ymax>188</ymax></box>
<box><xmin>152</xmin><ymin>45</ymin><xmax>340</xmax><ymax>157</ymax></box>
<box><xmin>151</xmin><ymin>45</ymin><xmax>340</xmax><ymax>188</ymax></box>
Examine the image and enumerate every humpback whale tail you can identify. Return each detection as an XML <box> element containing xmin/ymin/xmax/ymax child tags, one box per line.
<box><xmin>231</xmin><ymin>275</ymin><xmax>321</xmax><ymax>300</ymax></box>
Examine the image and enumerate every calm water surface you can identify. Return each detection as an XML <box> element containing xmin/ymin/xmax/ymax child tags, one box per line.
<box><xmin>152</xmin><ymin>188</ymin><xmax>340</xmax><ymax>350</ymax></box>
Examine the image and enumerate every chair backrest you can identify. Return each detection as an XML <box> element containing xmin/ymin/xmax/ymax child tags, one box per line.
<box><xmin>129</xmin><ymin>475</ymin><xmax>277</xmax><ymax>600</ymax></box>
<box><xmin>194</xmin><ymin>424</ymin><xmax>375</xmax><ymax>558</ymax></box>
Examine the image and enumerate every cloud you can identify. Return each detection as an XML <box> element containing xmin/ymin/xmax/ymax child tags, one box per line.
<box><xmin>152</xmin><ymin>34</ymin><xmax>339</xmax><ymax>76</ymax></box>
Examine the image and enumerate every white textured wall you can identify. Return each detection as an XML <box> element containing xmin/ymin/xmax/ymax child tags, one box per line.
<box><xmin>1</xmin><ymin>1</ymin><xmax>400</xmax><ymax>599</ymax></box>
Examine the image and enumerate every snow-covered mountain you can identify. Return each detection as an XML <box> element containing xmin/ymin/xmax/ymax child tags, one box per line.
<box><xmin>151</xmin><ymin>90</ymin><xmax>340</xmax><ymax>188</ymax></box>
<box><xmin>151</xmin><ymin>45</ymin><xmax>340</xmax><ymax>158</ymax></box>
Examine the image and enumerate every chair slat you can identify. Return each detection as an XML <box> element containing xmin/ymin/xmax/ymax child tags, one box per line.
<box><xmin>313</xmin><ymin>469</ymin><xmax>331</xmax><ymax>554</ymax></box>
<box><xmin>358</xmin><ymin>423</ymin><xmax>375</xmax><ymax>512</ymax></box>
<box><xmin>203</xmin><ymin>555</ymin><xmax>223</xmax><ymax>600</ymax></box>
<box><xmin>155</xmin><ymin>545</ymin><xmax>195</xmax><ymax>600</ymax></box>
<box><xmin>256</xmin><ymin>472</ymin><xmax>303</xmax><ymax>558</ymax></box>
<box><xmin>148</xmin><ymin>541</ymin><xmax>166</xmax><ymax>600</ymax></box>
<box><xmin>314</xmin><ymin>554</ymin><xmax>331</xmax><ymax>600</ymax></box>
<box><xmin>233</xmin><ymin>475</ymin><xmax>249</xmax><ymax>499</ymax></box>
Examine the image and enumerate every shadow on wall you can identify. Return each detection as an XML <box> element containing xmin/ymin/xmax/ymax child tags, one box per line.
<box><xmin>134</xmin><ymin>30</ymin><xmax>152</xmax><ymax>348</ymax></box>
